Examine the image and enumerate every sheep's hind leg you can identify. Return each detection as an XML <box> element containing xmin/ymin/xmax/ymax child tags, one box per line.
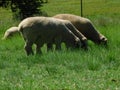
<box><xmin>24</xmin><ymin>41</ymin><xmax>34</xmax><ymax>56</ymax></box>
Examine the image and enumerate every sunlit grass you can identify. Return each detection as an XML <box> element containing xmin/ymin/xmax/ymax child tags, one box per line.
<box><xmin>0</xmin><ymin>0</ymin><xmax>120</xmax><ymax>89</ymax></box>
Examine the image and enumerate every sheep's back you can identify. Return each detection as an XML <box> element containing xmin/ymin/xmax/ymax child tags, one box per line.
<box><xmin>18</xmin><ymin>17</ymin><xmax>70</xmax><ymax>43</ymax></box>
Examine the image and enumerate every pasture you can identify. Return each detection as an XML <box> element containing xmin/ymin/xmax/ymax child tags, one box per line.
<box><xmin>0</xmin><ymin>0</ymin><xmax>120</xmax><ymax>89</ymax></box>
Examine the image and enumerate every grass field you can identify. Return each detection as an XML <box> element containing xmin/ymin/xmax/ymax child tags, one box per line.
<box><xmin>0</xmin><ymin>0</ymin><xmax>120</xmax><ymax>89</ymax></box>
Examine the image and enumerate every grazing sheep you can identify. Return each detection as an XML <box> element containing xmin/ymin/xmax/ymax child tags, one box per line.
<box><xmin>64</xmin><ymin>20</ymin><xmax>87</xmax><ymax>49</ymax></box>
<box><xmin>2</xmin><ymin>27</ymin><xmax>19</xmax><ymax>40</ymax></box>
<box><xmin>18</xmin><ymin>16</ymin><xmax>81</xmax><ymax>55</ymax></box>
<box><xmin>53</xmin><ymin>14</ymin><xmax>107</xmax><ymax>45</ymax></box>
<box><xmin>47</xmin><ymin>18</ymin><xmax>88</xmax><ymax>50</ymax></box>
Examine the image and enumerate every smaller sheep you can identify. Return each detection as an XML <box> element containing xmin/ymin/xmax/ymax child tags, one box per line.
<box><xmin>2</xmin><ymin>26</ymin><xmax>19</xmax><ymax>40</ymax></box>
<box><xmin>63</xmin><ymin>20</ymin><xmax>87</xmax><ymax>49</ymax></box>
<box><xmin>53</xmin><ymin>14</ymin><xmax>107</xmax><ymax>45</ymax></box>
<box><xmin>47</xmin><ymin>18</ymin><xmax>88</xmax><ymax>50</ymax></box>
<box><xmin>18</xmin><ymin>16</ymin><xmax>81</xmax><ymax>55</ymax></box>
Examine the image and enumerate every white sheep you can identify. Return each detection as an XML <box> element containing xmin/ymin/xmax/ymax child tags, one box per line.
<box><xmin>53</xmin><ymin>14</ymin><xmax>107</xmax><ymax>45</ymax></box>
<box><xmin>2</xmin><ymin>27</ymin><xmax>19</xmax><ymax>40</ymax></box>
<box><xmin>18</xmin><ymin>16</ymin><xmax>81</xmax><ymax>55</ymax></box>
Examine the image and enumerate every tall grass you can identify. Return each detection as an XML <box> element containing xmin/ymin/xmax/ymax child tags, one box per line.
<box><xmin>0</xmin><ymin>0</ymin><xmax>120</xmax><ymax>89</ymax></box>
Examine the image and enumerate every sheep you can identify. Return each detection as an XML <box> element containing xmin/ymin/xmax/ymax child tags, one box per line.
<box><xmin>2</xmin><ymin>26</ymin><xmax>19</xmax><ymax>40</ymax></box>
<box><xmin>18</xmin><ymin>16</ymin><xmax>81</xmax><ymax>55</ymax></box>
<box><xmin>53</xmin><ymin>14</ymin><xmax>107</xmax><ymax>45</ymax></box>
<box><xmin>47</xmin><ymin>18</ymin><xmax>88</xmax><ymax>50</ymax></box>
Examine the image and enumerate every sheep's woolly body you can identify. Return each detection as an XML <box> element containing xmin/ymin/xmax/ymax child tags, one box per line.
<box><xmin>18</xmin><ymin>16</ymin><xmax>81</xmax><ymax>55</ymax></box>
<box><xmin>2</xmin><ymin>27</ymin><xmax>18</xmax><ymax>40</ymax></box>
<box><xmin>53</xmin><ymin>14</ymin><xmax>107</xmax><ymax>45</ymax></box>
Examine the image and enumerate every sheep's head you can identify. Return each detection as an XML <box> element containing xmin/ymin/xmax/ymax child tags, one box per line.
<box><xmin>99</xmin><ymin>36</ymin><xmax>108</xmax><ymax>45</ymax></box>
<box><xmin>81</xmin><ymin>37</ymin><xmax>88</xmax><ymax>50</ymax></box>
<box><xmin>74</xmin><ymin>37</ymin><xmax>81</xmax><ymax>48</ymax></box>
<box><xmin>94</xmin><ymin>35</ymin><xmax>108</xmax><ymax>46</ymax></box>
<box><xmin>65</xmin><ymin>37</ymin><xmax>81</xmax><ymax>49</ymax></box>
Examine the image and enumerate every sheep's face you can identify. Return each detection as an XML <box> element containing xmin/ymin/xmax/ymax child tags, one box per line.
<box><xmin>100</xmin><ymin>37</ymin><xmax>107</xmax><ymax>45</ymax></box>
<box><xmin>74</xmin><ymin>38</ymin><xmax>81</xmax><ymax>48</ymax></box>
<box><xmin>66</xmin><ymin>37</ymin><xmax>81</xmax><ymax>49</ymax></box>
<box><xmin>95</xmin><ymin>36</ymin><xmax>107</xmax><ymax>45</ymax></box>
<box><xmin>81</xmin><ymin>37</ymin><xmax>88</xmax><ymax>50</ymax></box>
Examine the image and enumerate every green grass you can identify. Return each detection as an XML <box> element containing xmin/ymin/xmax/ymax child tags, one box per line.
<box><xmin>0</xmin><ymin>0</ymin><xmax>120</xmax><ymax>89</ymax></box>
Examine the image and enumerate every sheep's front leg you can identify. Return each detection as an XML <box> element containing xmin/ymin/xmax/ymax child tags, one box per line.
<box><xmin>36</xmin><ymin>42</ymin><xmax>43</xmax><ymax>54</ymax></box>
<box><xmin>47</xmin><ymin>42</ymin><xmax>53</xmax><ymax>52</ymax></box>
<box><xmin>56</xmin><ymin>44</ymin><xmax>61</xmax><ymax>50</ymax></box>
<box><xmin>54</xmin><ymin>37</ymin><xmax>62</xmax><ymax>50</ymax></box>
<box><xmin>24</xmin><ymin>41</ymin><xmax>34</xmax><ymax>56</ymax></box>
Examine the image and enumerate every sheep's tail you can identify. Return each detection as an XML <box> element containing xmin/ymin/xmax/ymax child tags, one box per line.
<box><xmin>1</xmin><ymin>33</ymin><xmax>9</xmax><ymax>40</ymax></box>
<box><xmin>1</xmin><ymin>26</ymin><xmax>19</xmax><ymax>40</ymax></box>
<box><xmin>1</xmin><ymin>36</ymin><xmax>6</xmax><ymax>40</ymax></box>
